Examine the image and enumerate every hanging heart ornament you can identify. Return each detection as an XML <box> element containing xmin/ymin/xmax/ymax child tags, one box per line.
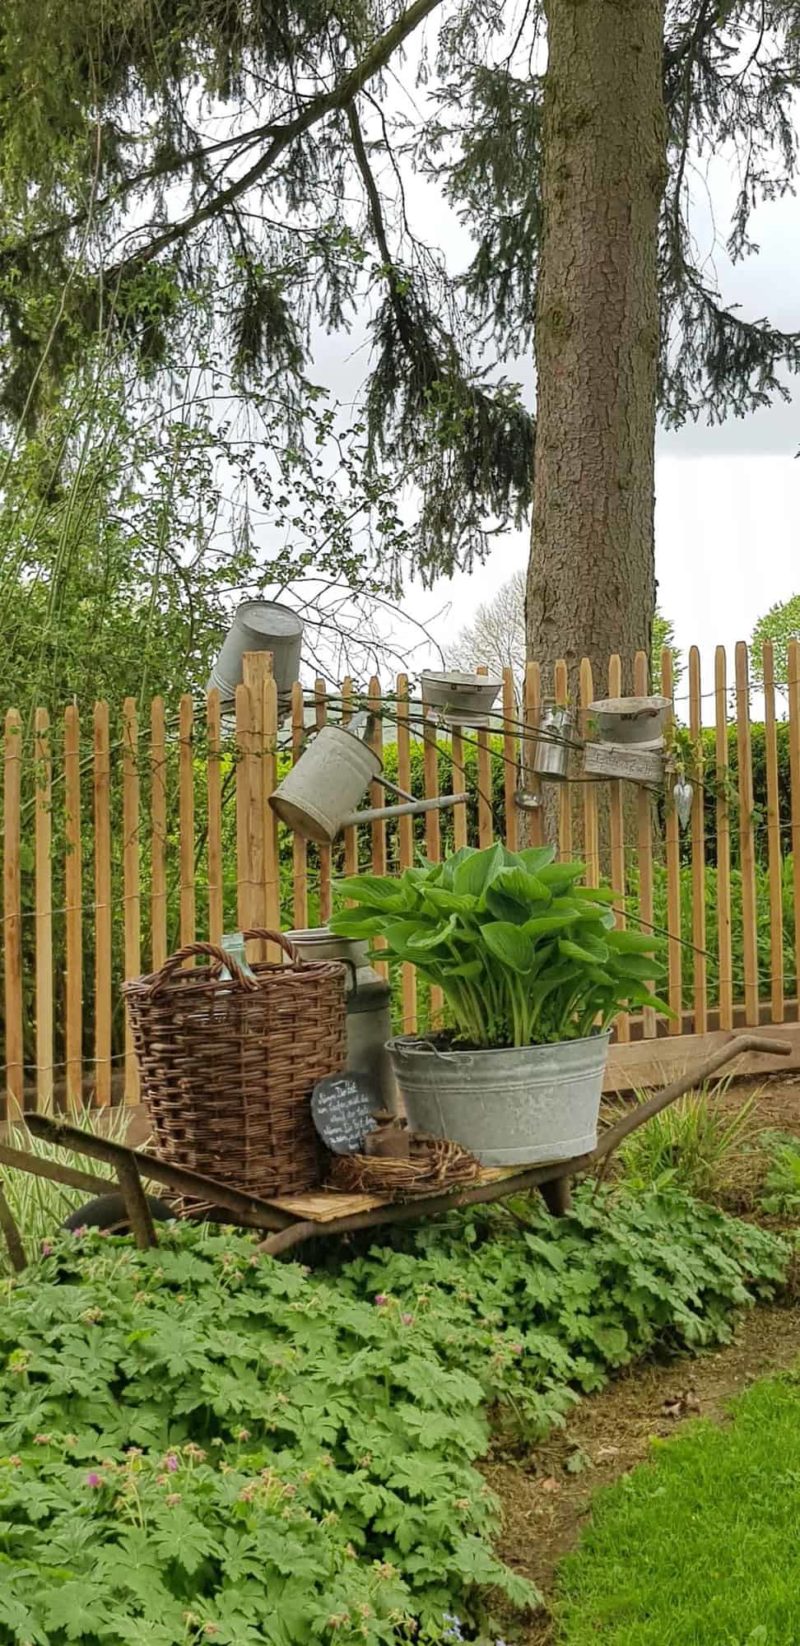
<box><xmin>673</xmin><ymin>778</ymin><xmax>693</xmax><ymax>830</ymax></box>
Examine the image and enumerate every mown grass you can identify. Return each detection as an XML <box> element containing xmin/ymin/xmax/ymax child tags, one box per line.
<box><xmin>556</xmin><ymin>1371</ymin><xmax>800</xmax><ymax>1644</ymax></box>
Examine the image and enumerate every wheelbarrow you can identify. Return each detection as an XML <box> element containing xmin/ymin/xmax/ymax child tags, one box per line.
<box><xmin>0</xmin><ymin>1033</ymin><xmax>791</xmax><ymax>1270</ymax></box>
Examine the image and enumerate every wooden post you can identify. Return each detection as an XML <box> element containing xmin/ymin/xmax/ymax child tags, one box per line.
<box><xmin>580</xmin><ymin>659</ymin><xmax>599</xmax><ymax>885</ymax></box>
<box><xmin>689</xmin><ymin>646</ymin><xmax>707</xmax><ymax>1034</ymax></box>
<box><xmin>122</xmin><ymin>699</ymin><xmax>141</xmax><ymax>1104</ymax></box>
<box><xmin>396</xmin><ymin>674</ymin><xmax>417</xmax><ymax>1031</ymax></box>
<box><xmin>661</xmin><ymin>650</ymin><xmax>682</xmax><ymax>1034</ymax></box>
<box><xmin>93</xmin><ymin>703</ymin><xmax>112</xmax><ymax>1106</ymax></box>
<box><xmin>476</xmin><ymin>665</ymin><xmax>493</xmax><ymax>847</ymax></box>
<box><xmin>735</xmin><ymin>641</ymin><xmax>759</xmax><ymax>1027</ymax></box>
<box><xmin>422</xmin><ymin>683</ymin><xmax>444</xmax><ymax>1024</ymax></box>
<box><xmin>502</xmin><ymin>667</ymin><xmax>519</xmax><ymax>853</ymax></box>
<box><xmin>3</xmin><ymin>710</ymin><xmax>23</xmax><ymax>1119</ymax></box>
<box><xmin>607</xmin><ymin>656</ymin><xmax>628</xmax><ymax>1042</ymax></box>
<box><xmin>762</xmin><ymin>641</ymin><xmax>784</xmax><ymax>1024</ymax></box>
<box><xmin>315</xmin><ymin>679</ymin><xmax>333</xmax><ymax>926</ymax></box>
<box><xmin>206</xmin><ymin>689</ymin><xmax>223</xmax><ymax>947</ymax></box>
<box><xmin>242</xmin><ymin>653</ymin><xmax>269</xmax><ymax>954</ymax></box>
<box><xmin>235</xmin><ymin>682</ymin><xmax>254</xmax><ymax>933</ymax></box>
<box><xmin>263</xmin><ymin>665</ymin><xmax>281</xmax><ymax>949</ymax></box>
<box><xmin>291</xmin><ymin>681</ymin><xmax>309</xmax><ymax>926</ymax></box>
<box><xmin>554</xmin><ymin>659</ymin><xmax>571</xmax><ymax>860</ymax></box>
<box><xmin>64</xmin><ymin>706</ymin><xmax>83</xmax><ymax>1111</ymax></box>
<box><xmin>178</xmin><ymin>694</ymin><xmax>196</xmax><ymax>948</ymax></box>
<box><xmin>633</xmin><ymin>652</ymin><xmax>655</xmax><ymax>1039</ymax></box>
<box><xmin>715</xmin><ymin>646</ymin><xmax>734</xmax><ymax>1031</ymax></box>
<box><xmin>34</xmin><ymin>709</ymin><xmax>53</xmax><ymax>1111</ymax></box>
<box><xmin>150</xmin><ymin>697</ymin><xmax>168</xmax><ymax>969</ymax></box>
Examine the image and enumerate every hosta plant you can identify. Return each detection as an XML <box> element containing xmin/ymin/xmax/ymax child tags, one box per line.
<box><xmin>331</xmin><ymin>844</ymin><xmax>668</xmax><ymax>1049</ymax></box>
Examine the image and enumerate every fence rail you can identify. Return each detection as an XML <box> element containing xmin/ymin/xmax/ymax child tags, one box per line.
<box><xmin>4</xmin><ymin>641</ymin><xmax>800</xmax><ymax>1113</ymax></box>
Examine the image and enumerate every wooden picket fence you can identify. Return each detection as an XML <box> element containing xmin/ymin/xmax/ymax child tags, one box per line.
<box><xmin>4</xmin><ymin>639</ymin><xmax>800</xmax><ymax>1116</ymax></box>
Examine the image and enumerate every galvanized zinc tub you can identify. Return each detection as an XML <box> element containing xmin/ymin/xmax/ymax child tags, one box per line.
<box><xmin>387</xmin><ymin>1031</ymin><xmax>610</xmax><ymax>1165</ymax></box>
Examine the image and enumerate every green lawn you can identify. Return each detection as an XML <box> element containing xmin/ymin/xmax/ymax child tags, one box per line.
<box><xmin>556</xmin><ymin>1372</ymin><xmax>800</xmax><ymax>1645</ymax></box>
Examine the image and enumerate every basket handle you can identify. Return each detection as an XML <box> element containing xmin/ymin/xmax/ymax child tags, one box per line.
<box><xmin>241</xmin><ymin>928</ymin><xmax>302</xmax><ymax>964</ymax></box>
<box><xmin>146</xmin><ymin>941</ymin><xmax>260</xmax><ymax>995</ymax></box>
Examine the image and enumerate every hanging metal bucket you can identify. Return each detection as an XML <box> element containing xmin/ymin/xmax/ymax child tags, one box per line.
<box><xmin>208</xmin><ymin>601</ymin><xmax>303</xmax><ymax>703</ymax></box>
<box><xmin>531</xmin><ymin>706</ymin><xmax>575</xmax><ymax>781</ymax></box>
<box><xmin>270</xmin><ymin>725</ymin><xmax>382</xmax><ymax>843</ymax></box>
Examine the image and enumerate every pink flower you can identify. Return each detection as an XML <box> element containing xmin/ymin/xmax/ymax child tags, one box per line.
<box><xmin>165</xmin><ymin>1492</ymin><xmax>182</xmax><ymax>1507</ymax></box>
<box><xmin>33</xmin><ymin>1434</ymin><xmax>51</xmax><ymax>1446</ymax></box>
<box><xmin>165</xmin><ymin>1453</ymin><xmax>180</xmax><ymax>1473</ymax></box>
<box><xmin>237</xmin><ymin>1429</ymin><xmax>251</xmax><ymax>1443</ymax></box>
<box><xmin>374</xmin><ymin>1293</ymin><xmax>389</xmax><ymax>1307</ymax></box>
<box><xmin>86</xmin><ymin>1472</ymin><xmax>103</xmax><ymax>1488</ymax></box>
<box><xmin>71</xmin><ymin>1226</ymin><xmax>86</xmax><ymax>1239</ymax></box>
<box><xmin>40</xmin><ymin>1240</ymin><xmax>53</xmax><ymax>1256</ymax></box>
<box><xmin>401</xmin><ymin>1313</ymin><xmax>415</xmax><ymax>1327</ymax></box>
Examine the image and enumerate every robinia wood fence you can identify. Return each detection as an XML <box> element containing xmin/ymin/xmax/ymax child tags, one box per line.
<box><xmin>4</xmin><ymin>638</ymin><xmax>800</xmax><ymax>1117</ymax></box>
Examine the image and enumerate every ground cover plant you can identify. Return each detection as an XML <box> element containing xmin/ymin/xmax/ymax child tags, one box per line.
<box><xmin>757</xmin><ymin>1131</ymin><xmax>800</xmax><ymax>1218</ymax></box>
<box><xmin>554</xmin><ymin>1371</ymin><xmax>800</xmax><ymax>1643</ymax></box>
<box><xmin>0</xmin><ymin>1186</ymin><xmax>788</xmax><ymax>1645</ymax></box>
<box><xmin>614</xmin><ymin>1078</ymin><xmax>763</xmax><ymax>1203</ymax></box>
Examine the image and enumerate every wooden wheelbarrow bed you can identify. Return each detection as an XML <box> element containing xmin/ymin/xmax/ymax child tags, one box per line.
<box><xmin>0</xmin><ymin>1033</ymin><xmax>791</xmax><ymax>1268</ymax></box>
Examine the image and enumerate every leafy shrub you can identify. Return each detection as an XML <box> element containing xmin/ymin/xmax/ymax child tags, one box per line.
<box><xmin>758</xmin><ymin>1130</ymin><xmax>800</xmax><ymax>1216</ymax></box>
<box><xmin>613</xmin><ymin>1079</ymin><xmax>762</xmax><ymax>1201</ymax></box>
<box><xmin>0</xmin><ymin>1190</ymin><xmax>787</xmax><ymax>1643</ymax></box>
<box><xmin>331</xmin><ymin>845</ymin><xmax>666</xmax><ymax>1047</ymax></box>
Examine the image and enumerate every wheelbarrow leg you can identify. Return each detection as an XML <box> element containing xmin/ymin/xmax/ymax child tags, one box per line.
<box><xmin>539</xmin><ymin>1174</ymin><xmax>572</xmax><ymax>1216</ymax></box>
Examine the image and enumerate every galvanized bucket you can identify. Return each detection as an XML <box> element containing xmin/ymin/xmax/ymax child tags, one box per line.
<box><xmin>270</xmin><ymin>725</ymin><xmax>382</xmax><ymax>844</ymax></box>
<box><xmin>286</xmin><ymin>927</ymin><xmax>398</xmax><ymax>1113</ymax></box>
<box><xmin>387</xmin><ymin>1031</ymin><xmax>610</xmax><ymax>1165</ymax></box>
<box><xmin>208</xmin><ymin>601</ymin><xmax>303</xmax><ymax>702</ymax></box>
<box><xmin>531</xmin><ymin>706</ymin><xmax>575</xmax><ymax>781</ymax></box>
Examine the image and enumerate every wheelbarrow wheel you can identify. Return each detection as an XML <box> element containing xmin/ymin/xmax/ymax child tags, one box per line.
<box><xmin>62</xmin><ymin>1193</ymin><xmax>174</xmax><ymax>1236</ymax></box>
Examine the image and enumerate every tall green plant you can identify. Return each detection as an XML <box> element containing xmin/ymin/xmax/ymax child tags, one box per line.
<box><xmin>331</xmin><ymin>844</ymin><xmax>668</xmax><ymax>1048</ymax></box>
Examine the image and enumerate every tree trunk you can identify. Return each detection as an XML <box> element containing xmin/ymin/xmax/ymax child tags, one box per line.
<box><xmin>526</xmin><ymin>0</ymin><xmax>667</xmax><ymax>706</ymax></box>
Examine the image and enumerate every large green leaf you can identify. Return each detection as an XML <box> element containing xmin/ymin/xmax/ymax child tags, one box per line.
<box><xmin>517</xmin><ymin>846</ymin><xmax>557</xmax><ymax>874</ymax></box>
<box><xmin>481</xmin><ymin>921</ymin><xmax>535</xmax><ymax>973</ymax></box>
<box><xmin>536</xmin><ymin>860</ymin><xmax>586</xmax><ymax>889</ymax></box>
<box><xmin>559</xmin><ymin>938</ymin><xmax>605</xmax><ymax>966</ymax></box>
<box><xmin>421</xmin><ymin>886</ymin><xmax>479</xmax><ymax>916</ymax></box>
<box><xmin>605</xmin><ymin>928</ymin><xmax>666</xmax><ymax>954</ymax></box>
<box><xmin>608</xmin><ymin>954</ymin><xmax>659</xmax><ymax>981</ymax></box>
<box><xmin>523</xmin><ymin>912</ymin><xmax>581</xmax><ymax>940</ymax></box>
<box><xmin>406</xmin><ymin>913</ymin><xmax>460</xmax><ymax>951</ymax></box>
<box><xmin>453</xmin><ymin>843</ymin><xmax>507</xmax><ymax>898</ymax></box>
<box><xmin>328</xmin><ymin>909</ymin><xmax>387</xmax><ymax>938</ymax></box>
<box><xmin>336</xmin><ymin>874</ymin><xmax>408</xmax><ymax>911</ymax></box>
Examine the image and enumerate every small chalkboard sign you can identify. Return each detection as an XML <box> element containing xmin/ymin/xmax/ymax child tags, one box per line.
<box><xmin>311</xmin><ymin>1072</ymin><xmax>380</xmax><ymax>1155</ymax></box>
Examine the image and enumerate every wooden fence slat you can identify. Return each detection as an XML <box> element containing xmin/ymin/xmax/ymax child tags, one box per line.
<box><xmin>64</xmin><ymin>705</ymin><xmax>83</xmax><ymax>1111</ymax></box>
<box><xmin>367</xmin><ymin>677</ymin><xmax>387</xmax><ymax>978</ymax></box>
<box><xmin>150</xmin><ymin>697</ymin><xmax>168</xmax><ymax>969</ymax></box>
<box><xmin>553</xmin><ymin>660</ymin><xmax>571</xmax><ymax>860</ymax></box>
<box><xmin>422</xmin><ymin>685</ymin><xmax>444</xmax><ymax>1023</ymax></box>
<box><xmin>263</xmin><ymin>667</ymin><xmax>281</xmax><ymax>945</ymax></box>
<box><xmin>34</xmin><ymin>709</ymin><xmax>53</xmax><ymax>1110</ymax></box>
<box><xmin>735</xmin><ymin>641</ymin><xmax>759</xmax><ymax>1026</ymax></box>
<box><xmin>242</xmin><ymin>656</ymin><xmax>268</xmax><ymax>953</ymax></box>
<box><xmin>476</xmin><ymin>665</ymin><xmax>493</xmax><ymax>847</ymax></box>
<box><xmin>689</xmin><ymin>646</ymin><xmax>708</xmax><ymax>1034</ymax></box>
<box><xmin>762</xmin><ymin>640</ymin><xmax>784</xmax><ymax>1023</ymax></box>
<box><xmin>451</xmin><ymin>721</ymin><xmax>468</xmax><ymax>852</ymax></box>
<box><xmin>502</xmin><ymin>668</ymin><xmax>519</xmax><ymax>852</ymax></box>
<box><xmin>341</xmin><ymin>677</ymin><xmax>359</xmax><ymax>880</ymax></box>
<box><xmin>580</xmin><ymin>660</ymin><xmax>599</xmax><ymax>885</ymax></box>
<box><xmin>122</xmin><ymin>699</ymin><xmax>140</xmax><ymax>1104</ymax></box>
<box><xmin>790</xmin><ymin>639</ymin><xmax>800</xmax><ymax>1012</ymax></box>
<box><xmin>206</xmin><ymin>689</ymin><xmax>223</xmax><ymax>946</ymax></box>
<box><xmin>715</xmin><ymin>646</ymin><xmax>734</xmax><ymax>1031</ymax></box>
<box><xmin>523</xmin><ymin>661</ymin><xmax>544</xmax><ymax>848</ymax></box>
<box><xmin>179</xmin><ymin>694</ymin><xmax>196</xmax><ymax>948</ymax></box>
<box><xmin>93</xmin><ymin>702</ymin><xmax>112</xmax><ymax>1106</ymax></box>
<box><xmin>236</xmin><ymin>682</ymin><xmax>254</xmax><ymax>933</ymax></box>
<box><xmin>396</xmin><ymin>674</ymin><xmax>417</xmax><ymax>1031</ymax></box>
<box><xmin>315</xmin><ymin>679</ymin><xmax>333</xmax><ymax>926</ymax></box>
<box><xmin>291</xmin><ymin>682</ymin><xmax>309</xmax><ymax>926</ymax></box>
<box><xmin>607</xmin><ymin>656</ymin><xmax>628</xmax><ymax>1043</ymax></box>
<box><xmin>3</xmin><ymin>710</ymin><xmax>23</xmax><ymax>1117</ymax></box>
<box><xmin>633</xmin><ymin>651</ymin><xmax>655</xmax><ymax>1039</ymax></box>
<box><xmin>661</xmin><ymin>650</ymin><xmax>682</xmax><ymax>1034</ymax></box>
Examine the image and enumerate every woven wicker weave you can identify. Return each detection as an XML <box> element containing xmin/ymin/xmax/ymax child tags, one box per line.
<box><xmin>123</xmin><ymin>929</ymin><xmax>346</xmax><ymax>1197</ymax></box>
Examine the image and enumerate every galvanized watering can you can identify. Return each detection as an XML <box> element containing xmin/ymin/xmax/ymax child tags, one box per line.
<box><xmin>269</xmin><ymin>723</ymin><xmax>467</xmax><ymax>845</ymax></box>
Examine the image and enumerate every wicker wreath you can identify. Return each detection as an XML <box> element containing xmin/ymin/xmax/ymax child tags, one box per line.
<box><xmin>328</xmin><ymin>1135</ymin><xmax>480</xmax><ymax>1198</ymax></box>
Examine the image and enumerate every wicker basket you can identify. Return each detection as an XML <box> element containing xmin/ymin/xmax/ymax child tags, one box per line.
<box><xmin>123</xmin><ymin>929</ymin><xmax>346</xmax><ymax>1197</ymax></box>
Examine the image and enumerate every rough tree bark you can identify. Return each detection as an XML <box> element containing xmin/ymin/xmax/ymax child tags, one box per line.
<box><xmin>526</xmin><ymin>0</ymin><xmax>667</xmax><ymax>702</ymax></box>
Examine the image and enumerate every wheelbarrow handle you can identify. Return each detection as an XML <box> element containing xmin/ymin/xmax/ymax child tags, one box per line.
<box><xmin>595</xmin><ymin>1032</ymin><xmax>792</xmax><ymax>1165</ymax></box>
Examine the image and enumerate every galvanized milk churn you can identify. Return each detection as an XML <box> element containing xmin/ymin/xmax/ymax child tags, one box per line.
<box><xmin>286</xmin><ymin>928</ymin><xmax>399</xmax><ymax>1114</ymax></box>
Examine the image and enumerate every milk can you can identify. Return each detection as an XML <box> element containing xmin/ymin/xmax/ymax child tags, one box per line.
<box><xmin>286</xmin><ymin>928</ymin><xmax>399</xmax><ymax>1114</ymax></box>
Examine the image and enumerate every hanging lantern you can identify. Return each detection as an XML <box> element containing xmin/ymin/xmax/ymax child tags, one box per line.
<box><xmin>673</xmin><ymin>778</ymin><xmax>693</xmax><ymax>830</ymax></box>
